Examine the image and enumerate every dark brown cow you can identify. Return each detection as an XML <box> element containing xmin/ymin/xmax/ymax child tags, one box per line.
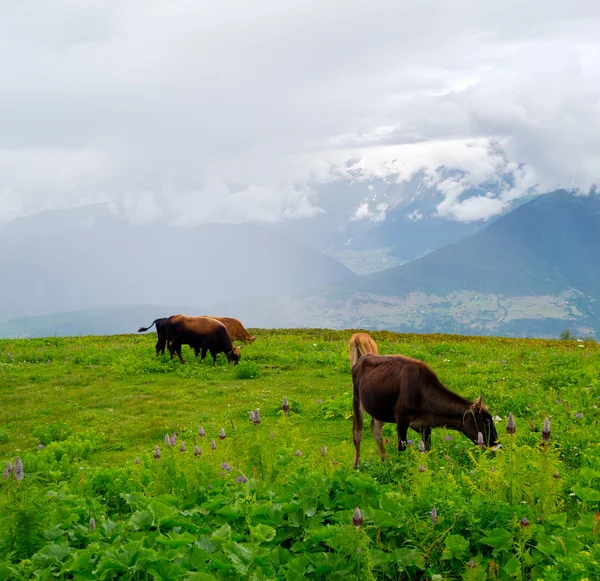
<box><xmin>137</xmin><ymin>318</ymin><xmax>169</xmax><ymax>356</ymax></box>
<box><xmin>348</xmin><ymin>332</ymin><xmax>379</xmax><ymax>366</ymax></box>
<box><xmin>204</xmin><ymin>316</ymin><xmax>256</xmax><ymax>343</ymax></box>
<box><xmin>352</xmin><ymin>353</ymin><xmax>497</xmax><ymax>468</ymax></box>
<box><xmin>166</xmin><ymin>315</ymin><xmax>241</xmax><ymax>365</ymax></box>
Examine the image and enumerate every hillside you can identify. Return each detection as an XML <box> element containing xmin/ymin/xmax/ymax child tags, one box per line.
<box><xmin>0</xmin><ymin>330</ymin><xmax>598</xmax><ymax>578</ymax></box>
<box><xmin>281</xmin><ymin>191</ymin><xmax>600</xmax><ymax>338</ymax></box>
<box><xmin>0</xmin><ymin>204</ymin><xmax>354</xmax><ymax>321</ymax></box>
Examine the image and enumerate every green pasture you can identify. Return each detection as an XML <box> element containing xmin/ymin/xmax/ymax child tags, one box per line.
<box><xmin>0</xmin><ymin>330</ymin><xmax>599</xmax><ymax>580</ymax></box>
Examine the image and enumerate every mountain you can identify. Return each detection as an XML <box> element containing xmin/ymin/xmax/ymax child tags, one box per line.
<box><xmin>270</xmin><ymin>172</ymin><xmax>526</xmax><ymax>274</ymax></box>
<box><xmin>276</xmin><ymin>190</ymin><xmax>600</xmax><ymax>338</ymax></box>
<box><xmin>0</xmin><ymin>204</ymin><xmax>354</xmax><ymax>321</ymax></box>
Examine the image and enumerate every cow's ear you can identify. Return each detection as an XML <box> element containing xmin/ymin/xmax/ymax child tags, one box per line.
<box><xmin>471</xmin><ymin>395</ymin><xmax>483</xmax><ymax>410</ymax></box>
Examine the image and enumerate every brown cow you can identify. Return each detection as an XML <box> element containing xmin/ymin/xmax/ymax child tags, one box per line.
<box><xmin>204</xmin><ymin>316</ymin><xmax>256</xmax><ymax>343</ymax></box>
<box><xmin>166</xmin><ymin>315</ymin><xmax>241</xmax><ymax>365</ymax></box>
<box><xmin>348</xmin><ymin>332</ymin><xmax>379</xmax><ymax>366</ymax></box>
<box><xmin>352</xmin><ymin>353</ymin><xmax>497</xmax><ymax>468</ymax></box>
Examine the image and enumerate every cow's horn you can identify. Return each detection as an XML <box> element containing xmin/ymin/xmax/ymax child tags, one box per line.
<box><xmin>472</xmin><ymin>395</ymin><xmax>483</xmax><ymax>408</ymax></box>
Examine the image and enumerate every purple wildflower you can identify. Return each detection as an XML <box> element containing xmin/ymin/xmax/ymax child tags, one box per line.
<box><xmin>254</xmin><ymin>409</ymin><xmax>261</xmax><ymax>425</ymax></box>
<box><xmin>445</xmin><ymin>435</ymin><xmax>452</xmax><ymax>441</ymax></box>
<box><xmin>352</xmin><ymin>507</ymin><xmax>362</xmax><ymax>527</ymax></box>
<box><xmin>321</xmin><ymin>445</ymin><xmax>327</xmax><ymax>456</ymax></box>
<box><xmin>553</xmin><ymin>469</ymin><xmax>560</xmax><ymax>479</ymax></box>
<box><xmin>295</xmin><ymin>450</ymin><xmax>301</xmax><ymax>457</ymax></box>
<box><xmin>221</xmin><ymin>462</ymin><xmax>232</xmax><ymax>472</ymax></box>
<box><xmin>249</xmin><ymin>410</ymin><xmax>255</xmax><ymax>422</ymax></box>
<box><xmin>37</xmin><ymin>444</ymin><xmax>45</xmax><ymax>450</ymax></box>
<box><xmin>576</xmin><ymin>413</ymin><xmax>583</xmax><ymax>419</ymax></box>
<box><xmin>154</xmin><ymin>445</ymin><xmax>160</xmax><ymax>459</ymax></box>
<box><xmin>170</xmin><ymin>433</ymin><xmax>177</xmax><ymax>446</ymax></box>
<box><xmin>2</xmin><ymin>469</ymin><xmax>8</xmax><ymax>479</ymax></box>
<box><xmin>194</xmin><ymin>445</ymin><xmax>201</xmax><ymax>456</ymax></box>
<box><xmin>430</xmin><ymin>507</ymin><xmax>438</xmax><ymax>525</ymax></box>
<box><xmin>477</xmin><ymin>432</ymin><xmax>484</xmax><ymax>447</ymax></box>
<box><xmin>211</xmin><ymin>440</ymin><xmax>216</xmax><ymax>451</ymax></box>
<box><xmin>542</xmin><ymin>418</ymin><xmax>551</xmax><ymax>443</ymax></box>
<box><xmin>135</xmin><ymin>457</ymin><xmax>140</xmax><ymax>465</ymax></box>
<box><xmin>199</xmin><ymin>426</ymin><xmax>205</xmax><ymax>438</ymax></box>
<box><xmin>507</xmin><ymin>412</ymin><xmax>516</xmax><ymax>435</ymax></box>
<box><xmin>419</xmin><ymin>441</ymin><xmax>426</xmax><ymax>453</ymax></box>
<box><xmin>282</xmin><ymin>397</ymin><xmax>289</xmax><ymax>415</ymax></box>
<box><xmin>180</xmin><ymin>441</ymin><xmax>186</xmax><ymax>453</ymax></box>
<box><xmin>419</xmin><ymin>464</ymin><xmax>426</xmax><ymax>473</ymax></box>
<box><xmin>467</xmin><ymin>561</ymin><xmax>476</xmax><ymax>569</ymax></box>
<box><xmin>164</xmin><ymin>433</ymin><xmax>171</xmax><ymax>445</ymax></box>
<box><xmin>385</xmin><ymin>438</ymin><xmax>389</xmax><ymax>444</ymax></box>
<box><xmin>236</xmin><ymin>475</ymin><xmax>248</xmax><ymax>483</ymax></box>
<box><xmin>407</xmin><ymin>439</ymin><xmax>413</xmax><ymax>445</ymax></box>
<box><xmin>13</xmin><ymin>457</ymin><xmax>23</xmax><ymax>481</ymax></box>
<box><xmin>89</xmin><ymin>517</ymin><xmax>96</xmax><ymax>531</ymax></box>
<box><xmin>219</xmin><ymin>428</ymin><xmax>226</xmax><ymax>440</ymax></box>
<box><xmin>6</xmin><ymin>461</ymin><xmax>12</xmax><ymax>473</ymax></box>
<box><xmin>316</xmin><ymin>399</ymin><xmax>323</xmax><ymax>404</ymax></box>
<box><xmin>520</xmin><ymin>517</ymin><xmax>530</xmax><ymax>528</ymax></box>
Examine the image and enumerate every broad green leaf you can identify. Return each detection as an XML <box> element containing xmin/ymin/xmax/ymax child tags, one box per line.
<box><xmin>443</xmin><ymin>534</ymin><xmax>469</xmax><ymax>559</ymax></box>
<box><xmin>250</xmin><ymin>523</ymin><xmax>276</xmax><ymax>543</ymax></box>
<box><xmin>503</xmin><ymin>557</ymin><xmax>521</xmax><ymax>576</ymax></box>
<box><xmin>481</xmin><ymin>528</ymin><xmax>513</xmax><ymax>552</ymax></box>
<box><xmin>210</xmin><ymin>524</ymin><xmax>232</xmax><ymax>542</ymax></box>
<box><xmin>572</xmin><ymin>485</ymin><xmax>600</xmax><ymax>502</ymax></box>
<box><xmin>148</xmin><ymin>501</ymin><xmax>178</xmax><ymax>527</ymax></box>
<box><xmin>185</xmin><ymin>573</ymin><xmax>219</xmax><ymax>581</ymax></box>
<box><xmin>223</xmin><ymin>542</ymin><xmax>253</xmax><ymax>575</ymax></box>
<box><xmin>130</xmin><ymin>510</ymin><xmax>154</xmax><ymax>531</ymax></box>
<box><xmin>146</xmin><ymin>558</ymin><xmax>187</xmax><ymax>581</ymax></box>
<box><xmin>197</xmin><ymin>535</ymin><xmax>218</xmax><ymax>554</ymax></box>
<box><xmin>156</xmin><ymin>532</ymin><xmax>196</xmax><ymax>548</ymax></box>
<box><xmin>270</xmin><ymin>546</ymin><xmax>291</xmax><ymax>568</ymax></box>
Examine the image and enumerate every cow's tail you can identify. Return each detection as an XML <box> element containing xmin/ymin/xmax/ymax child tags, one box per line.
<box><xmin>138</xmin><ymin>319</ymin><xmax>159</xmax><ymax>333</ymax></box>
<box><xmin>348</xmin><ymin>337</ymin><xmax>362</xmax><ymax>367</ymax></box>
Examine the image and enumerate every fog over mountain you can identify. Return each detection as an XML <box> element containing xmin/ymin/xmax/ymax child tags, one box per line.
<box><xmin>1</xmin><ymin>2</ymin><xmax>600</xmax><ymax>338</ymax></box>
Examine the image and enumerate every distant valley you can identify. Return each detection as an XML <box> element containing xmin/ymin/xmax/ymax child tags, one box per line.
<box><xmin>0</xmin><ymin>188</ymin><xmax>598</xmax><ymax>340</ymax></box>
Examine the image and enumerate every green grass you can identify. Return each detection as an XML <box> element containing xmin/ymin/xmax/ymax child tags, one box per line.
<box><xmin>1</xmin><ymin>329</ymin><xmax>599</xmax><ymax>579</ymax></box>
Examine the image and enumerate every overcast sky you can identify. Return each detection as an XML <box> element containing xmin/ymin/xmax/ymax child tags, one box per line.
<box><xmin>1</xmin><ymin>0</ymin><xmax>599</xmax><ymax>225</ymax></box>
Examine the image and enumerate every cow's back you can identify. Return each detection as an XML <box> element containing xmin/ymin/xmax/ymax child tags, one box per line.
<box><xmin>206</xmin><ymin>316</ymin><xmax>254</xmax><ymax>342</ymax></box>
<box><xmin>348</xmin><ymin>333</ymin><xmax>379</xmax><ymax>366</ymax></box>
<box><xmin>353</xmin><ymin>354</ymin><xmax>446</xmax><ymax>420</ymax></box>
<box><xmin>168</xmin><ymin>315</ymin><xmax>227</xmax><ymax>340</ymax></box>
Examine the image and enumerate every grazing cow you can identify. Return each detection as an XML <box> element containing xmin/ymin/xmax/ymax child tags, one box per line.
<box><xmin>137</xmin><ymin>318</ymin><xmax>169</xmax><ymax>356</ymax></box>
<box><xmin>204</xmin><ymin>316</ymin><xmax>256</xmax><ymax>343</ymax></box>
<box><xmin>352</xmin><ymin>354</ymin><xmax>498</xmax><ymax>468</ymax></box>
<box><xmin>166</xmin><ymin>315</ymin><xmax>241</xmax><ymax>365</ymax></box>
<box><xmin>348</xmin><ymin>332</ymin><xmax>379</xmax><ymax>366</ymax></box>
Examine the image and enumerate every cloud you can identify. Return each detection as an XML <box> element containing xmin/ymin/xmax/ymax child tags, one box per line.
<box><xmin>1</xmin><ymin>1</ymin><xmax>600</xmax><ymax>224</ymax></box>
<box><xmin>352</xmin><ymin>201</ymin><xmax>388</xmax><ymax>223</ymax></box>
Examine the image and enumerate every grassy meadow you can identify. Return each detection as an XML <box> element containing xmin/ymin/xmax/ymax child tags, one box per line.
<box><xmin>0</xmin><ymin>329</ymin><xmax>599</xmax><ymax>580</ymax></box>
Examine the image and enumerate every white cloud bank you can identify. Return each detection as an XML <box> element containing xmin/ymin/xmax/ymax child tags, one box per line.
<box><xmin>1</xmin><ymin>0</ymin><xmax>600</xmax><ymax>224</ymax></box>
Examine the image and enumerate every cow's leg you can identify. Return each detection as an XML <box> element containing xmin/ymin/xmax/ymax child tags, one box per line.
<box><xmin>421</xmin><ymin>427</ymin><xmax>432</xmax><ymax>451</ymax></box>
<box><xmin>200</xmin><ymin>347</ymin><xmax>208</xmax><ymax>361</ymax></box>
<box><xmin>370</xmin><ymin>418</ymin><xmax>388</xmax><ymax>462</ymax></box>
<box><xmin>172</xmin><ymin>342</ymin><xmax>184</xmax><ymax>364</ymax></box>
<box><xmin>210</xmin><ymin>349</ymin><xmax>218</xmax><ymax>365</ymax></box>
<box><xmin>156</xmin><ymin>338</ymin><xmax>166</xmax><ymax>356</ymax></box>
<box><xmin>352</xmin><ymin>399</ymin><xmax>365</xmax><ymax>469</ymax></box>
<box><xmin>396</xmin><ymin>420</ymin><xmax>409</xmax><ymax>452</ymax></box>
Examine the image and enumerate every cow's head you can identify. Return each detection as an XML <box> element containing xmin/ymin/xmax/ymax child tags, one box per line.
<box><xmin>227</xmin><ymin>346</ymin><xmax>241</xmax><ymax>365</ymax></box>
<box><xmin>463</xmin><ymin>396</ymin><xmax>498</xmax><ymax>447</ymax></box>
